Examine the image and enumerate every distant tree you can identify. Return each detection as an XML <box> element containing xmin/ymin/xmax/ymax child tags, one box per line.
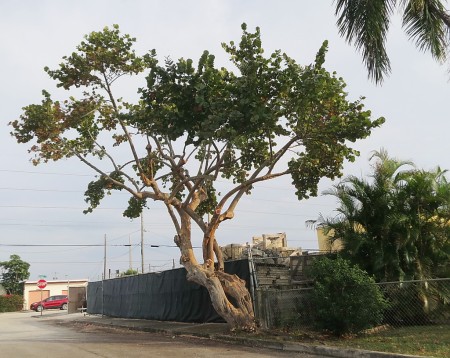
<box><xmin>0</xmin><ymin>255</ymin><xmax>30</xmax><ymax>295</ymax></box>
<box><xmin>334</xmin><ymin>0</ymin><xmax>450</xmax><ymax>83</ymax></box>
<box><xmin>120</xmin><ymin>269</ymin><xmax>138</xmax><ymax>277</ymax></box>
<box><xmin>10</xmin><ymin>24</ymin><xmax>383</xmax><ymax>331</ymax></box>
<box><xmin>319</xmin><ymin>149</ymin><xmax>450</xmax><ymax>282</ymax></box>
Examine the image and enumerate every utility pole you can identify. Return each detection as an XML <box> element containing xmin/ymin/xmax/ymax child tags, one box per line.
<box><xmin>103</xmin><ymin>234</ymin><xmax>107</xmax><ymax>280</ymax></box>
<box><xmin>129</xmin><ymin>235</ymin><xmax>132</xmax><ymax>270</ymax></box>
<box><xmin>140</xmin><ymin>212</ymin><xmax>144</xmax><ymax>274</ymax></box>
<box><xmin>102</xmin><ymin>233</ymin><xmax>106</xmax><ymax>317</ymax></box>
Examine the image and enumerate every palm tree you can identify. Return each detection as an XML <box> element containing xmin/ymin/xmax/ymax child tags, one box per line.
<box><xmin>322</xmin><ymin>149</ymin><xmax>413</xmax><ymax>281</ymax></box>
<box><xmin>318</xmin><ymin>151</ymin><xmax>450</xmax><ymax>318</ymax></box>
<box><xmin>395</xmin><ymin>168</ymin><xmax>450</xmax><ymax>313</ymax></box>
<box><xmin>399</xmin><ymin>167</ymin><xmax>450</xmax><ymax>280</ymax></box>
<box><xmin>321</xmin><ymin>150</ymin><xmax>450</xmax><ymax>282</ymax></box>
<box><xmin>334</xmin><ymin>0</ymin><xmax>450</xmax><ymax>83</ymax></box>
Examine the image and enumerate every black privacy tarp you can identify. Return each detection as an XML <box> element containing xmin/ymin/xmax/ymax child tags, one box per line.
<box><xmin>87</xmin><ymin>259</ymin><xmax>250</xmax><ymax>323</ymax></box>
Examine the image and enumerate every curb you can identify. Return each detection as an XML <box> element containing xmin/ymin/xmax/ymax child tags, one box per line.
<box><xmin>72</xmin><ymin>319</ymin><xmax>424</xmax><ymax>358</ymax></box>
<box><xmin>207</xmin><ymin>334</ymin><xmax>424</xmax><ymax>358</ymax></box>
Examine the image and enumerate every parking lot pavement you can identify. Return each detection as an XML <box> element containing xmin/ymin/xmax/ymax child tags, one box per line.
<box><xmin>36</xmin><ymin>312</ymin><xmax>424</xmax><ymax>358</ymax></box>
<box><xmin>1</xmin><ymin>311</ymin><xmax>319</xmax><ymax>357</ymax></box>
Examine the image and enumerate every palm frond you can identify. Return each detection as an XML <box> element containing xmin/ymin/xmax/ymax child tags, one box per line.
<box><xmin>401</xmin><ymin>0</ymin><xmax>449</xmax><ymax>61</ymax></box>
<box><xmin>335</xmin><ymin>0</ymin><xmax>396</xmax><ymax>83</ymax></box>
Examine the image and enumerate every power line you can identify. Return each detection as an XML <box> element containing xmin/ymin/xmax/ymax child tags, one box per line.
<box><xmin>0</xmin><ymin>169</ymin><xmax>302</xmax><ymax>193</ymax></box>
<box><xmin>0</xmin><ymin>205</ymin><xmax>121</xmax><ymax>210</ymax></box>
<box><xmin>0</xmin><ymin>244</ymin><xmax>135</xmax><ymax>247</ymax></box>
<box><xmin>0</xmin><ymin>186</ymin><xmax>330</xmax><ymax>206</ymax></box>
<box><xmin>0</xmin><ymin>242</ymin><xmax>193</xmax><ymax>248</ymax></box>
<box><xmin>148</xmin><ymin>244</ymin><xmax>203</xmax><ymax>248</ymax></box>
<box><xmin>0</xmin><ymin>223</ymin><xmax>115</xmax><ymax>228</ymax></box>
<box><xmin>0</xmin><ymin>169</ymin><xmax>91</xmax><ymax>176</ymax></box>
<box><xmin>0</xmin><ymin>204</ymin><xmax>323</xmax><ymax>218</ymax></box>
<box><xmin>0</xmin><ymin>222</ymin><xmax>315</xmax><ymax>233</ymax></box>
<box><xmin>0</xmin><ymin>187</ymin><xmax>81</xmax><ymax>193</ymax></box>
<box><xmin>0</xmin><ymin>189</ymin><xmax>332</xmax><ymax>209</ymax></box>
<box><xmin>27</xmin><ymin>259</ymin><xmax>176</xmax><ymax>264</ymax></box>
<box><xmin>29</xmin><ymin>261</ymin><xmax>103</xmax><ymax>264</ymax></box>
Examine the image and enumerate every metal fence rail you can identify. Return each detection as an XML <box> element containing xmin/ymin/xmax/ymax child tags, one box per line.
<box><xmin>255</xmin><ymin>278</ymin><xmax>450</xmax><ymax>330</ymax></box>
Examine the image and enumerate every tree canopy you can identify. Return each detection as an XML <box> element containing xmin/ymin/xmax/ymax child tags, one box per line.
<box><xmin>120</xmin><ymin>269</ymin><xmax>138</xmax><ymax>277</ymax></box>
<box><xmin>10</xmin><ymin>24</ymin><xmax>383</xmax><ymax>329</ymax></box>
<box><xmin>0</xmin><ymin>254</ymin><xmax>30</xmax><ymax>295</ymax></box>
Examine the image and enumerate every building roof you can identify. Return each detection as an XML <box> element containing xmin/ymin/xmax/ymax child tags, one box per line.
<box><xmin>24</xmin><ymin>279</ymin><xmax>88</xmax><ymax>285</ymax></box>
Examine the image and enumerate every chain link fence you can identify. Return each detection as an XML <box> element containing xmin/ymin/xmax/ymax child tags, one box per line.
<box><xmin>378</xmin><ymin>278</ymin><xmax>450</xmax><ymax>327</ymax></box>
<box><xmin>255</xmin><ymin>278</ymin><xmax>450</xmax><ymax>330</ymax></box>
<box><xmin>255</xmin><ymin>287</ymin><xmax>314</xmax><ymax>329</ymax></box>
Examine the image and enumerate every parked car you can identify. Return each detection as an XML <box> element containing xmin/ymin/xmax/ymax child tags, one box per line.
<box><xmin>30</xmin><ymin>295</ymin><xmax>68</xmax><ymax>312</ymax></box>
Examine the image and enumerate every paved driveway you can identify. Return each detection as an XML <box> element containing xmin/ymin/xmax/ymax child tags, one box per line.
<box><xmin>0</xmin><ymin>311</ymin><xmax>317</xmax><ymax>357</ymax></box>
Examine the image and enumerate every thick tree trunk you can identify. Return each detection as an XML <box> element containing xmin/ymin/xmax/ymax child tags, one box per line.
<box><xmin>175</xmin><ymin>211</ymin><xmax>256</xmax><ymax>331</ymax></box>
<box><xmin>184</xmin><ymin>262</ymin><xmax>256</xmax><ymax>331</ymax></box>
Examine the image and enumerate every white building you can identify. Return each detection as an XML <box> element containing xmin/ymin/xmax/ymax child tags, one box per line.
<box><xmin>23</xmin><ymin>279</ymin><xmax>88</xmax><ymax>311</ymax></box>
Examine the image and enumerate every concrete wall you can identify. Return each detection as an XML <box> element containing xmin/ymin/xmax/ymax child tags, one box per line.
<box><xmin>317</xmin><ymin>228</ymin><xmax>343</xmax><ymax>252</ymax></box>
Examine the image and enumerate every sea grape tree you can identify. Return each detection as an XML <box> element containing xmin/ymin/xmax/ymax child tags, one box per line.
<box><xmin>10</xmin><ymin>24</ymin><xmax>383</xmax><ymax>330</ymax></box>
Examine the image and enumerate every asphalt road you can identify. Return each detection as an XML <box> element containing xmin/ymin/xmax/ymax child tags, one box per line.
<box><xmin>0</xmin><ymin>311</ymin><xmax>317</xmax><ymax>357</ymax></box>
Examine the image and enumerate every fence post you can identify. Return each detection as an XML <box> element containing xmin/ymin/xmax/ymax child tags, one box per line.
<box><xmin>247</xmin><ymin>247</ymin><xmax>258</xmax><ymax>313</ymax></box>
<box><xmin>255</xmin><ymin>288</ymin><xmax>268</xmax><ymax>329</ymax></box>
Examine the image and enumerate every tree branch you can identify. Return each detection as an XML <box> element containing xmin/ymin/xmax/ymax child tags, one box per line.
<box><xmin>101</xmin><ymin>70</ymin><xmax>147</xmax><ymax>182</ymax></box>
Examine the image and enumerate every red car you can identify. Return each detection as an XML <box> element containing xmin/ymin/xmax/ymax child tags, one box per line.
<box><xmin>30</xmin><ymin>295</ymin><xmax>68</xmax><ymax>312</ymax></box>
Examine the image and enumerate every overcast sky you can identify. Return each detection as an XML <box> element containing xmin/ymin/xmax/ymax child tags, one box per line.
<box><xmin>1</xmin><ymin>1</ymin><xmax>449</xmax><ymax>281</ymax></box>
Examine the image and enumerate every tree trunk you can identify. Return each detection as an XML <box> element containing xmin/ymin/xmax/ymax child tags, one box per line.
<box><xmin>175</xmin><ymin>212</ymin><xmax>256</xmax><ymax>331</ymax></box>
<box><xmin>184</xmin><ymin>262</ymin><xmax>256</xmax><ymax>331</ymax></box>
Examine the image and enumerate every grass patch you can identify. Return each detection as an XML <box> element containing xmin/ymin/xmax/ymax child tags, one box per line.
<box><xmin>331</xmin><ymin>325</ymin><xmax>449</xmax><ymax>358</ymax></box>
<box><xmin>248</xmin><ymin>325</ymin><xmax>449</xmax><ymax>358</ymax></box>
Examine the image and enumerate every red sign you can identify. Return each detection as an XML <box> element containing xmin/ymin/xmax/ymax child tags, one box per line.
<box><xmin>37</xmin><ymin>279</ymin><xmax>47</xmax><ymax>289</ymax></box>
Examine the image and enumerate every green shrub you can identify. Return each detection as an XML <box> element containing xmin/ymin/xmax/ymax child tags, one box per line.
<box><xmin>0</xmin><ymin>294</ymin><xmax>24</xmax><ymax>312</ymax></box>
<box><xmin>308</xmin><ymin>257</ymin><xmax>388</xmax><ymax>336</ymax></box>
